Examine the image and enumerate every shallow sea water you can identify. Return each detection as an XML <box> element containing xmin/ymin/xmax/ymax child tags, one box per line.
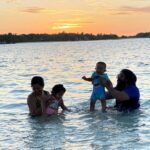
<box><xmin>0</xmin><ymin>39</ymin><xmax>150</xmax><ymax>150</ymax></box>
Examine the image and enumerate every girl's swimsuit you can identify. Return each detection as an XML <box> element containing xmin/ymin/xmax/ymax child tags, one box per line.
<box><xmin>46</xmin><ymin>99</ymin><xmax>60</xmax><ymax>115</ymax></box>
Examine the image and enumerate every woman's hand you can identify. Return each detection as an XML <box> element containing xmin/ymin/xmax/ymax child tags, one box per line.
<box><xmin>100</xmin><ymin>78</ymin><xmax>113</xmax><ymax>89</ymax></box>
<box><xmin>101</xmin><ymin>78</ymin><xmax>129</xmax><ymax>101</ymax></box>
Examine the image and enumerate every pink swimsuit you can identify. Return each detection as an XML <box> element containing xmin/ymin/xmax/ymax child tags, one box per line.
<box><xmin>46</xmin><ymin>99</ymin><xmax>60</xmax><ymax>115</ymax></box>
<box><xmin>46</xmin><ymin>107</ymin><xmax>58</xmax><ymax>115</ymax></box>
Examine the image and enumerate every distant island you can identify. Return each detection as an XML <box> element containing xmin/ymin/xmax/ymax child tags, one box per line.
<box><xmin>0</xmin><ymin>32</ymin><xmax>150</xmax><ymax>44</ymax></box>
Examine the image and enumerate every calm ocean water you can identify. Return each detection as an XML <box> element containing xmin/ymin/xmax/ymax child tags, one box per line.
<box><xmin>0</xmin><ymin>39</ymin><xmax>150</xmax><ymax>150</ymax></box>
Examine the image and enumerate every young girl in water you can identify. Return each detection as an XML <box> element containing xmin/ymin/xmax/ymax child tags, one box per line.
<box><xmin>46</xmin><ymin>84</ymin><xmax>70</xmax><ymax>115</ymax></box>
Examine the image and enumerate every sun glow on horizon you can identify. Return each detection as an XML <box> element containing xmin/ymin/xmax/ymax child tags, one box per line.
<box><xmin>52</xmin><ymin>23</ymin><xmax>81</xmax><ymax>30</ymax></box>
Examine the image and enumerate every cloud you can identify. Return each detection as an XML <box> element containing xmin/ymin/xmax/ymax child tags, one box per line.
<box><xmin>121</xmin><ymin>6</ymin><xmax>150</xmax><ymax>13</ymax></box>
<box><xmin>19</xmin><ymin>7</ymin><xmax>61</xmax><ymax>15</ymax></box>
<box><xmin>3</xmin><ymin>0</ymin><xmax>20</xmax><ymax>3</ymax></box>
<box><xmin>3</xmin><ymin>0</ymin><xmax>15</xmax><ymax>2</ymax></box>
<box><xmin>57</xmin><ymin>18</ymin><xmax>93</xmax><ymax>24</ymax></box>
<box><xmin>19</xmin><ymin>7</ymin><xmax>89</xmax><ymax>16</ymax></box>
<box><xmin>113</xmin><ymin>12</ymin><xmax>130</xmax><ymax>15</ymax></box>
<box><xmin>20</xmin><ymin>7</ymin><xmax>45</xmax><ymax>13</ymax></box>
<box><xmin>113</xmin><ymin>6</ymin><xmax>150</xmax><ymax>15</ymax></box>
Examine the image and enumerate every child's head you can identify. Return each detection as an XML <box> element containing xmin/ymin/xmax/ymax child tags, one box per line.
<box><xmin>31</xmin><ymin>76</ymin><xmax>44</xmax><ymax>96</ymax></box>
<box><xmin>95</xmin><ymin>62</ymin><xmax>107</xmax><ymax>74</ymax></box>
<box><xmin>51</xmin><ymin>84</ymin><xmax>66</xmax><ymax>99</ymax></box>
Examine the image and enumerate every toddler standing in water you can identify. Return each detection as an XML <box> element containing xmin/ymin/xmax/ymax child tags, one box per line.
<box><xmin>45</xmin><ymin>84</ymin><xmax>70</xmax><ymax>115</ymax></box>
<box><xmin>82</xmin><ymin>62</ymin><xmax>109</xmax><ymax>111</ymax></box>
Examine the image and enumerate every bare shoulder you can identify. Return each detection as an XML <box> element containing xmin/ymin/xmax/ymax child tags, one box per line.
<box><xmin>43</xmin><ymin>91</ymin><xmax>51</xmax><ymax>99</ymax></box>
<box><xmin>27</xmin><ymin>92</ymin><xmax>34</xmax><ymax>99</ymax></box>
<box><xmin>27</xmin><ymin>93</ymin><xmax>35</xmax><ymax>103</ymax></box>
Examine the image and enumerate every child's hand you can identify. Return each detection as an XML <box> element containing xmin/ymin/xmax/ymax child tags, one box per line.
<box><xmin>82</xmin><ymin>76</ymin><xmax>87</xmax><ymax>80</ymax></box>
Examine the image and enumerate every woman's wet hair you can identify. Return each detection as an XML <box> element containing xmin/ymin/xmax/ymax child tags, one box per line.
<box><xmin>121</xmin><ymin>69</ymin><xmax>137</xmax><ymax>85</ymax></box>
<box><xmin>31</xmin><ymin>76</ymin><xmax>44</xmax><ymax>87</ymax></box>
<box><xmin>116</xmin><ymin>69</ymin><xmax>137</xmax><ymax>90</ymax></box>
<box><xmin>51</xmin><ymin>84</ymin><xmax>66</xmax><ymax>95</ymax></box>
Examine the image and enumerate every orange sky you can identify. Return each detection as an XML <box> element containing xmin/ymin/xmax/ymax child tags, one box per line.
<box><xmin>0</xmin><ymin>0</ymin><xmax>150</xmax><ymax>35</ymax></box>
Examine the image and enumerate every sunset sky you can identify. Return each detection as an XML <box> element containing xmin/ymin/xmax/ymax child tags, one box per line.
<box><xmin>0</xmin><ymin>0</ymin><xmax>150</xmax><ymax>35</ymax></box>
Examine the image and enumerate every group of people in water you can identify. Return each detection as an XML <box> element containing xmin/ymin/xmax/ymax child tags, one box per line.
<box><xmin>27</xmin><ymin>61</ymin><xmax>140</xmax><ymax>116</ymax></box>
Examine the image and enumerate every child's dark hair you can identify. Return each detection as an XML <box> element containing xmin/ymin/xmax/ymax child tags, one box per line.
<box><xmin>51</xmin><ymin>84</ymin><xmax>66</xmax><ymax>96</ymax></box>
<box><xmin>31</xmin><ymin>76</ymin><xmax>44</xmax><ymax>87</ymax></box>
<box><xmin>97</xmin><ymin>62</ymin><xmax>106</xmax><ymax>68</ymax></box>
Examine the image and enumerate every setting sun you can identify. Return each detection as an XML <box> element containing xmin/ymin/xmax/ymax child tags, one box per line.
<box><xmin>52</xmin><ymin>23</ymin><xmax>81</xmax><ymax>30</ymax></box>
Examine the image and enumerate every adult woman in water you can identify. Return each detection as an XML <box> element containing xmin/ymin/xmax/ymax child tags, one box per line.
<box><xmin>27</xmin><ymin>76</ymin><xmax>50</xmax><ymax>116</ymax></box>
<box><xmin>102</xmin><ymin>69</ymin><xmax>140</xmax><ymax>112</ymax></box>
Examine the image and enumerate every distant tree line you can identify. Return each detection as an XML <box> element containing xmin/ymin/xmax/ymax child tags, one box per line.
<box><xmin>135</xmin><ymin>32</ymin><xmax>150</xmax><ymax>38</ymax></box>
<box><xmin>0</xmin><ymin>32</ymin><xmax>149</xmax><ymax>44</ymax></box>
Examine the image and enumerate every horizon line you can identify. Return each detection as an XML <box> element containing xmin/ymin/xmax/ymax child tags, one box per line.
<box><xmin>0</xmin><ymin>31</ymin><xmax>150</xmax><ymax>37</ymax></box>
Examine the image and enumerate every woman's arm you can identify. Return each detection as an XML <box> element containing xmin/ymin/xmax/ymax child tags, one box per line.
<box><xmin>101</xmin><ymin>80</ymin><xmax>130</xmax><ymax>101</ymax></box>
<box><xmin>107</xmin><ymin>86</ymin><xmax>129</xmax><ymax>101</ymax></box>
<box><xmin>40</xmin><ymin>98</ymin><xmax>47</xmax><ymax>115</ymax></box>
<box><xmin>38</xmin><ymin>94</ymin><xmax>51</xmax><ymax>115</ymax></box>
<box><xmin>105</xmin><ymin>92</ymin><xmax>114</xmax><ymax>100</ymax></box>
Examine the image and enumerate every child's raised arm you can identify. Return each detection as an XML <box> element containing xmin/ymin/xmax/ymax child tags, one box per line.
<box><xmin>82</xmin><ymin>76</ymin><xmax>92</xmax><ymax>82</ymax></box>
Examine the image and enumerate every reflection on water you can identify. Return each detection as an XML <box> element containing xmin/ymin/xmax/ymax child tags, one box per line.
<box><xmin>0</xmin><ymin>39</ymin><xmax>150</xmax><ymax>149</ymax></box>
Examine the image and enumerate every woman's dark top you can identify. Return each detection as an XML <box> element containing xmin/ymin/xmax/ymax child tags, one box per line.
<box><xmin>115</xmin><ymin>85</ymin><xmax>140</xmax><ymax>112</ymax></box>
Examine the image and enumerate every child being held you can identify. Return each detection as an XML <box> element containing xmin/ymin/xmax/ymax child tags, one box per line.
<box><xmin>46</xmin><ymin>84</ymin><xmax>70</xmax><ymax>115</ymax></box>
<box><xmin>82</xmin><ymin>62</ymin><xmax>109</xmax><ymax>112</ymax></box>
